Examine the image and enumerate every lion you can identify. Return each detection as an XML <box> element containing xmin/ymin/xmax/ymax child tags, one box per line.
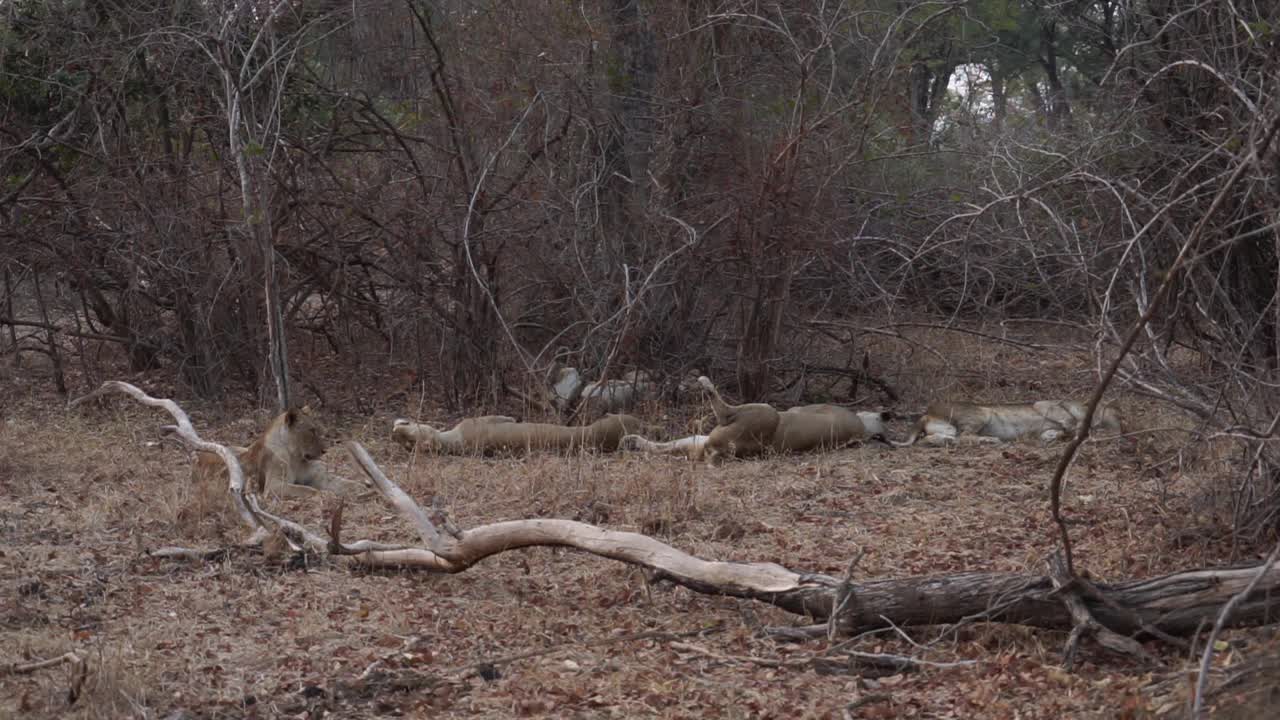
<box><xmin>891</xmin><ymin>400</ymin><xmax>1125</xmax><ymax>447</ymax></box>
<box><xmin>392</xmin><ymin>413</ymin><xmax>657</xmax><ymax>455</ymax></box>
<box><xmin>190</xmin><ymin>406</ymin><xmax>363</xmax><ymax>498</ymax></box>
<box><xmin>550</xmin><ymin>366</ymin><xmax>656</xmax><ymax>417</ymax></box>
<box><xmin>621</xmin><ymin>376</ymin><xmax>891</xmax><ymax>463</ymax></box>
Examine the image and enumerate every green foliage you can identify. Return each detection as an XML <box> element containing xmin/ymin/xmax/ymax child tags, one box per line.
<box><xmin>1248</xmin><ymin>20</ymin><xmax>1274</xmax><ymax>41</ymax></box>
<box><xmin>978</xmin><ymin>0</ymin><xmax>1022</xmax><ymax>33</ymax></box>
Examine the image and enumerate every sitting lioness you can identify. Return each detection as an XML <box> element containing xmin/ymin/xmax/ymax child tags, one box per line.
<box><xmin>392</xmin><ymin>413</ymin><xmax>655</xmax><ymax>455</ymax></box>
<box><xmin>191</xmin><ymin>406</ymin><xmax>362</xmax><ymax>498</ymax></box>
<box><xmin>621</xmin><ymin>376</ymin><xmax>891</xmax><ymax>464</ymax></box>
<box><xmin>892</xmin><ymin>400</ymin><xmax>1125</xmax><ymax>446</ymax></box>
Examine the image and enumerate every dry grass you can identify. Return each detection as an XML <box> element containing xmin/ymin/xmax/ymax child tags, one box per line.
<box><xmin>0</xmin><ymin>334</ymin><xmax>1274</xmax><ymax>718</ymax></box>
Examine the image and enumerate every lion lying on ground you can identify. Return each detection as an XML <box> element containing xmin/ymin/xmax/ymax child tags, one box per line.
<box><xmin>392</xmin><ymin>413</ymin><xmax>656</xmax><ymax>455</ymax></box>
<box><xmin>190</xmin><ymin>406</ymin><xmax>364</xmax><ymax>498</ymax></box>
<box><xmin>621</xmin><ymin>376</ymin><xmax>890</xmax><ymax>463</ymax></box>
<box><xmin>550</xmin><ymin>367</ymin><xmax>656</xmax><ymax>417</ymax></box>
<box><xmin>891</xmin><ymin>400</ymin><xmax>1125</xmax><ymax>446</ymax></box>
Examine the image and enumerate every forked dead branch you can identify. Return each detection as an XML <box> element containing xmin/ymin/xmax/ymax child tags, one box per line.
<box><xmin>68</xmin><ymin>381</ymin><xmax>1280</xmax><ymax>662</ymax></box>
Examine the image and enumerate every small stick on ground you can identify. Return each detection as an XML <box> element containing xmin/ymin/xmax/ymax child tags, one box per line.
<box><xmin>670</xmin><ymin>641</ymin><xmax>974</xmax><ymax>676</ymax></box>
<box><xmin>844</xmin><ymin>694</ymin><xmax>893</xmax><ymax>717</ymax></box>
<box><xmin>2</xmin><ymin>652</ymin><xmax>85</xmax><ymax>676</ymax></box>
<box><xmin>147</xmin><ymin>547</ymin><xmax>233</xmax><ymax>562</ymax></box>
<box><xmin>449</xmin><ymin>623</ymin><xmax>726</xmax><ymax>679</ymax></box>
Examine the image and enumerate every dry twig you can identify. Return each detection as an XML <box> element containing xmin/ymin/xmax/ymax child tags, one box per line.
<box><xmin>1</xmin><ymin>652</ymin><xmax>85</xmax><ymax>676</ymax></box>
<box><xmin>1192</xmin><ymin>538</ymin><xmax>1280</xmax><ymax>717</ymax></box>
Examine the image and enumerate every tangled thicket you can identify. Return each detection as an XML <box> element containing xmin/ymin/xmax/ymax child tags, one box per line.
<box><xmin>2</xmin><ymin>2</ymin><xmax>1279</xmax><ymax>529</ymax></box>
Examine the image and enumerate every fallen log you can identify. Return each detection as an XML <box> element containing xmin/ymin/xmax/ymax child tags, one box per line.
<box><xmin>340</xmin><ymin>519</ymin><xmax>1280</xmax><ymax>640</ymax></box>
<box><xmin>341</xmin><ymin>441</ymin><xmax>1280</xmax><ymax>641</ymax></box>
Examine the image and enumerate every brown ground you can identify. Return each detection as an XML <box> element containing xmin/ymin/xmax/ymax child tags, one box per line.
<box><xmin>2</xmin><ymin>336</ymin><xmax>1278</xmax><ymax>719</ymax></box>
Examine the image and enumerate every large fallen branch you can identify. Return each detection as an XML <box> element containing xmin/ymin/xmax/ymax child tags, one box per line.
<box><xmin>71</xmin><ymin>381</ymin><xmax>1280</xmax><ymax>656</ymax></box>
<box><xmin>341</xmin><ymin>440</ymin><xmax>1280</xmax><ymax>645</ymax></box>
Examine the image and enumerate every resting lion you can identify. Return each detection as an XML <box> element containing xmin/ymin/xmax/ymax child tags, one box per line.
<box><xmin>392</xmin><ymin>413</ymin><xmax>656</xmax><ymax>455</ymax></box>
<box><xmin>621</xmin><ymin>376</ymin><xmax>891</xmax><ymax>463</ymax></box>
<box><xmin>190</xmin><ymin>406</ymin><xmax>364</xmax><ymax>498</ymax></box>
<box><xmin>892</xmin><ymin>400</ymin><xmax>1125</xmax><ymax>446</ymax></box>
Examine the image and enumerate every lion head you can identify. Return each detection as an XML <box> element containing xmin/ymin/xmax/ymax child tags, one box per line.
<box><xmin>281</xmin><ymin>406</ymin><xmax>327</xmax><ymax>464</ymax></box>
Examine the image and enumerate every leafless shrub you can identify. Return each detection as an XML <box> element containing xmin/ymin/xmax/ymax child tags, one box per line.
<box><xmin>4</xmin><ymin>0</ymin><xmax>1279</xmax><ymax>534</ymax></box>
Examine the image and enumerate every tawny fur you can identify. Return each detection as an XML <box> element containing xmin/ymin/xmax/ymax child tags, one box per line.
<box><xmin>392</xmin><ymin>413</ymin><xmax>657</xmax><ymax>455</ymax></box>
<box><xmin>621</xmin><ymin>376</ymin><xmax>890</xmax><ymax>463</ymax></box>
<box><xmin>892</xmin><ymin>400</ymin><xmax>1125</xmax><ymax>447</ymax></box>
<box><xmin>191</xmin><ymin>407</ymin><xmax>362</xmax><ymax>498</ymax></box>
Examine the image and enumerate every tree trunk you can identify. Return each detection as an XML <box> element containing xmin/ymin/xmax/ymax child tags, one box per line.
<box><xmin>263</xmin><ymin>237</ymin><xmax>291</xmax><ymax>410</ymax></box>
<box><xmin>221</xmin><ymin>23</ymin><xmax>291</xmax><ymax>411</ymax></box>
<box><xmin>737</xmin><ymin>257</ymin><xmax>794</xmax><ymax>401</ymax></box>
<box><xmin>908</xmin><ymin>60</ymin><xmax>956</xmax><ymax>145</ymax></box>
<box><xmin>172</xmin><ymin>287</ymin><xmax>217</xmax><ymax>397</ymax></box>
<box><xmin>990</xmin><ymin>65</ymin><xmax>1007</xmax><ymax>131</ymax></box>
<box><xmin>603</xmin><ymin>0</ymin><xmax>657</xmax><ymax>252</ymax></box>
<box><xmin>31</xmin><ymin>272</ymin><xmax>66</xmax><ymax>395</ymax></box>
<box><xmin>908</xmin><ymin>60</ymin><xmax>932</xmax><ymax>145</ymax></box>
<box><xmin>2</xmin><ymin>266</ymin><xmax>15</xmax><ymax>352</ymax></box>
<box><xmin>1039</xmin><ymin>20</ymin><xmax>1071</xmax><ymax>128</ymax></box>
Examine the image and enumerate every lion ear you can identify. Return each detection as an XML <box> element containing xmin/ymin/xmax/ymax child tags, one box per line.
<box><xmin>285</xmin><ymin>409</ymin><xmax>298</xmax><ymax>427</ymax></box>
